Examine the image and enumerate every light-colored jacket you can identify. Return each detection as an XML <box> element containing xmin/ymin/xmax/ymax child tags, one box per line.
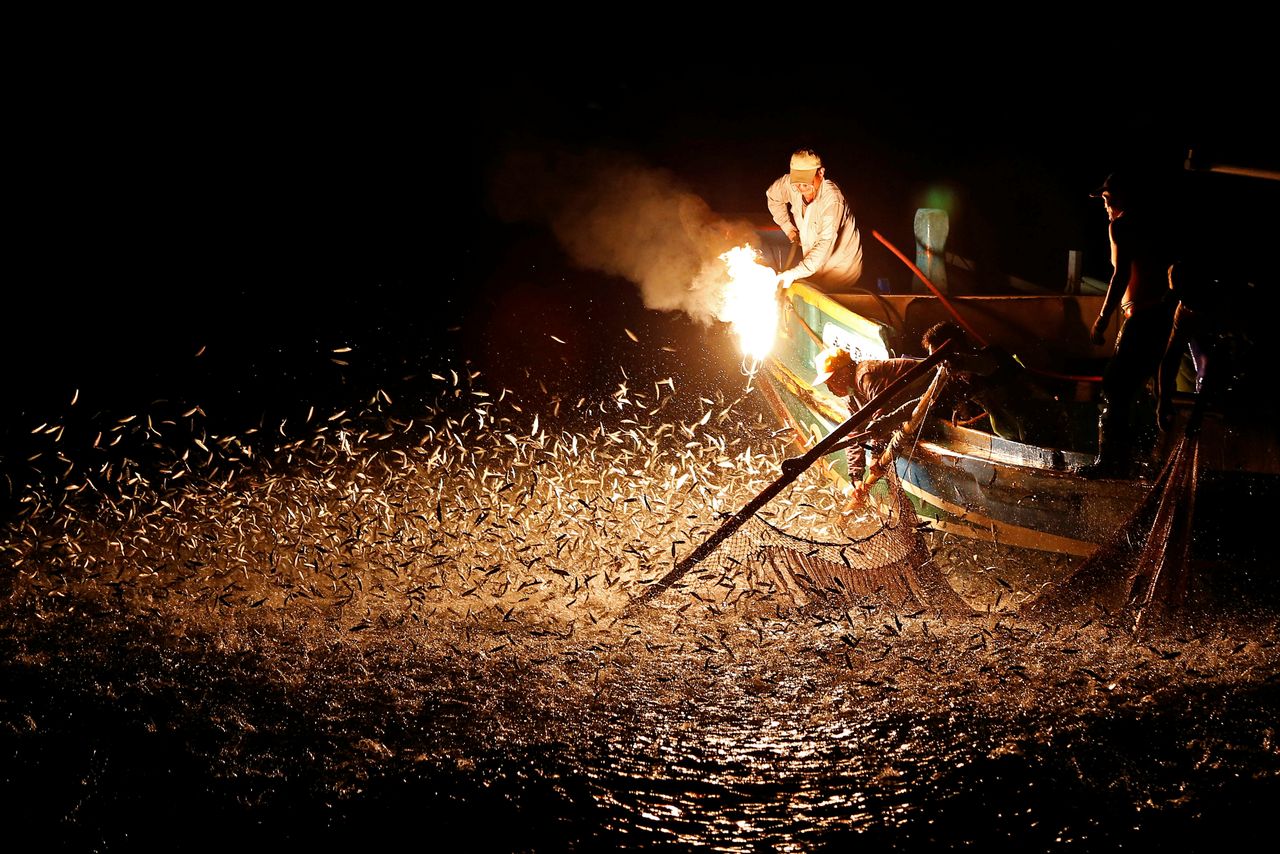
<box><xmin>766</xmin><ymin>174</ymin><xmax>863</xmax><ymax>290</ymax></box>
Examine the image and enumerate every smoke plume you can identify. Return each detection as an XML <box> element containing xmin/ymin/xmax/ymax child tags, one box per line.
<box><xmin>487</xmin><ymin>146</ymin><xmax>762</xmax><ymax>325</ymax></box>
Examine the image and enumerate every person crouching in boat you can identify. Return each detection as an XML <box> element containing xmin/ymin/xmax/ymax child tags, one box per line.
<box><xmin>812</xmin><ymin>346</ymin><xmax>928</xmax><ymax>480</ymax></box>
<box><xmin>765</xmin><ymin>148</ymin><xmax>864</xmax><ymax>293</ymax></box>
<box><xmin>921</xmin><ymin>321</ymin><xmax>1072</xmax><ymax>450</ymax></box>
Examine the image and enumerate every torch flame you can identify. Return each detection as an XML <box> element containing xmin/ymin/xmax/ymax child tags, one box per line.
<box><xmin>717</xmin><ymin>245</ymin><xmax>779</xmax><ymax>362</ymax></box>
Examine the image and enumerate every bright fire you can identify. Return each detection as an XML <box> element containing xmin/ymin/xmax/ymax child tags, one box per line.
<box><xmin>717</xmin><ymin>245</ymin><xmax>779</xmax><ymax>361</ymax></box>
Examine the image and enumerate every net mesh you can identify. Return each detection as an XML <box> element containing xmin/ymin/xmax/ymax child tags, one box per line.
<box><xmin>735</xmin><ymin>467</ymin><xmax>975</xmax><ymax>617</ymax></box>
<box><xmin>1019</xmin><ymin>427</ymin><xmax>1201</xmax><ymax>633</ymax></box>
<box><xmin>650</xmin><ymin>364</ymin><xmax>976</xmax><ymax>620</ymax></box>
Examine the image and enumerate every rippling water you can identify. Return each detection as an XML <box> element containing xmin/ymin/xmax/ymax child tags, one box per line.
<box><xmin>3</xmin><ymin>303</ymin><xmax>1279</xmax><ymax>852</ymax></box>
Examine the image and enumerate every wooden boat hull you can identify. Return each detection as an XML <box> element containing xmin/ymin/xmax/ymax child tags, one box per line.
<box><xmin>761</xmin><ymin>282</ymin><xmax>1280</xmax><ymax>562</ymax></box>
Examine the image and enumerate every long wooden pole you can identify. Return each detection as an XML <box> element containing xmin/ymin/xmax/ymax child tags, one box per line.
<box><xmin>628</xmin><ymin>341</ymin><xmax>954</xmax><ymax>607</ymax></box>
<box><xmin>872</xmin><ymin>228</ymin><xmax>1102</xmax><ymax>384</ymax></box>
<box><xmin>871</xmin><ymin>229</ymin><xmax>986</xmax><ymax>345</ymax></box>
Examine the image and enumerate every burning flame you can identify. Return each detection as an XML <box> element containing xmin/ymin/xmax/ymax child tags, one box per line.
<box><xmin>717</xmin><ymin>245</ymin><xmax>779</xmax><ymax>362</ymax></box>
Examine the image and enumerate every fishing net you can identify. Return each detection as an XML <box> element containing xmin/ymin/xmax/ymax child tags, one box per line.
<box><xmin>634</xmin><ymin>365</ymin><xmax>976</xmax><ymax>619</ymax></box>
<box><xmin>1019</xmin><ymin>424</ymin><xmax>1202</xmax><ymax>633</ymax></box>
<box><xmin>639</xmin><ymin>463</ymin><xmax>972</xmax><ymax>618</ymax></box>
<box><xmin>743</xmin><ymin>466</ymin><xmax>974</xmax><ymax>617</ymax></box>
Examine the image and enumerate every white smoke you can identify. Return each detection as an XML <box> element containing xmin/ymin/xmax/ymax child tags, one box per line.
<box><xmin>487</xmin><ymin>146</ymin><xmax>762</xmax><ymax>325</ymax></box>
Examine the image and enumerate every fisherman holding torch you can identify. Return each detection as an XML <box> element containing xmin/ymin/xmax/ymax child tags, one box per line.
<box><xmin>765</xmin><ymin>148</ymin><xmax>865</xmax><ymax>293</ymax></box>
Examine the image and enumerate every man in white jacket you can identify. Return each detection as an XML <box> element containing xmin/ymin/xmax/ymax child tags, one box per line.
<box><xmin>766</xmin><ymin>148</ymin><xmax>863</xmax><ymax>292</ymax></box>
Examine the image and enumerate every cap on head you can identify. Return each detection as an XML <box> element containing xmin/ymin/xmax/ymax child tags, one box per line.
<box><xmin>789</xmin><ymin>149</ymin><xmax>822</xmax><ymax>185</ymax></box>
<box><xmin>812</xmin><ymin>345</ymin><xmax>852</xmax><ymax>386</ymax></box>
<box><xmin>1090</xmin><ymin>172</ymin><xmax>1129</xmax><ymax>205</ymax></box>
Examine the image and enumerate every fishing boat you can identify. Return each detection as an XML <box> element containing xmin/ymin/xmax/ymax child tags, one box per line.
<box><xmin>755</xmin><ymin>227</ymin><xmax>1280</xmax><ymax>566</ymax></box>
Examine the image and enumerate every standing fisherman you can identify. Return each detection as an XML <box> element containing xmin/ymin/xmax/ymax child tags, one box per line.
<box><xmin>1078</xmin><ymin>171</ymin><xmax>1176</xmax><ymax>479</ymax></box>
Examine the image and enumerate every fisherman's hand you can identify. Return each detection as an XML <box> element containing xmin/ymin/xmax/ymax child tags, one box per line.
<box><xmin>1089</xmin><ymin>314</ymin><xmax>1108</xmax><ymax>346</ymax></box>
<box><xmin>786</xmin><ymin>229</ymin><xmax>800</xmax><ymax>244</ymax></box>
<box><xmin>777</xmin><ymin>270</ymin><xmax>797</xmax><ymax>291</ymax></box>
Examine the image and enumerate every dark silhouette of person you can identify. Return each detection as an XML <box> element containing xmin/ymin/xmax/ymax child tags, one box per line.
<box><xmin>1157</xmin><ymin>258</ymin><xmax>1270</xmax><ymax>434</ymax></box>
<box><xmin>1078</xmin><ymin>171</ymin><xmax>1176</xmax><ymax>478</ymax></box>
<box><xmin>921</xmin><ymin>321</ymin><xmax>1071</xmax><ymax>448</ymax></box>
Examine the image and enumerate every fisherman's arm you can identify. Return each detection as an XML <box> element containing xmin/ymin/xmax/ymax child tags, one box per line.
<box><xmin>1092</xmin><ymin>221</ymin><xmax>1128</xmax><ymax>344</ymax></box>
<box><xmin>765</xmin><ymin>177</ymin><xmax>799</xmax><ymax>243</ymax></box>
<box><xmin>782</xmin><ymin>207</ymin><xmax>838</xmax><ymax>286</ymax></box>
<box><xmin>945</xmin><ymin>350</ymin><xmax>1000</xmax><ymax>377</ymax></box>
<box><xmin>1155</xmin><ymin>302</ymin><xmax>1193</xmax><ymax>431</ymax></box>
<box><xmin>838</xmin><ymin>395</ymin><xmax>923</xmax><ymax>448</ymax></box>
<box><xmin>827</xmin><ymin>399</ymin><xmax>915</xmax><ymax>453</ymax></box>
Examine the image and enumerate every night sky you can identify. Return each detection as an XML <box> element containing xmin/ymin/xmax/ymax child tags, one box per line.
<box><xmin>7</xmin><ymin>58</ymin><xmax>1276</xmax><ymax>456</ymax></box>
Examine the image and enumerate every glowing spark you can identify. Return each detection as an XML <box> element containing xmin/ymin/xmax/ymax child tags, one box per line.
<box><xmin>717</xmin><ymin>245</ymin><xmax>778</xmax><ymax>362</ymax></box>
